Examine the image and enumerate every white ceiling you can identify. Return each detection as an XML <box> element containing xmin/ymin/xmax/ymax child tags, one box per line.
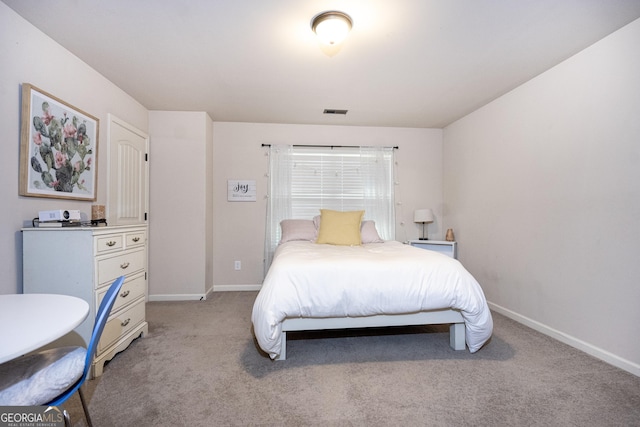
<box><xmin>5</xmin><ymin>0</ymin><xmax>640</xmax><ymax>128</ymax></box>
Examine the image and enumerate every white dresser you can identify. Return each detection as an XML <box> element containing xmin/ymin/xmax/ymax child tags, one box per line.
<box><xmin>22</xmin><ymin>225</ymin><xmax>149</xmax><ymax>377</ymax></box>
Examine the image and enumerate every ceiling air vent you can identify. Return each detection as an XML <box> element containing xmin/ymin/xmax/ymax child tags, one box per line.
<box><xmin>323</xmin><ymin>109</ymin><xmax>348</xmax><ymax>115</ymax></box>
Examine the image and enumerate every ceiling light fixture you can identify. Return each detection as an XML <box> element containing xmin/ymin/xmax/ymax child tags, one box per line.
<box><xmin>311</xmin><ymin>11</ymin><xmax>353</xmax><ymax>45</ymax></box>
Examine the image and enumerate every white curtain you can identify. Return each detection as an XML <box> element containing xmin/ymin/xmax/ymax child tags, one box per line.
<box><xmin>264</xmin><ymin>145</ymin><xmax>395</xmax><ymax>275</ymax></box>
<box><xmin>264</xmin><ymin>145</ymin><xmax>293</xmax><ymax>275</ymax></box>
<box><xmin>360</xmin><ymin>146</ymin><xmax>396</xmax><ymax>241</ymax></box>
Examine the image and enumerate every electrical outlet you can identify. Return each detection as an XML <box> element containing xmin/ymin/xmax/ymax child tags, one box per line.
<box><xmin>234</xmin><ymin>260</ymin><xmax>241</xmax><ymax>270</ymax></box>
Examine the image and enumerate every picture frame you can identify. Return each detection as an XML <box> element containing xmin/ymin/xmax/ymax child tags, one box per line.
<box><xmin>19</xmin><ymin>83</ymin><xmax>99</xmax><ymax>201</ymax></box>
<box><xmin>227</xmin><ymin>180</ymin><xmax>257</xmax><ymax>202</ymax></box>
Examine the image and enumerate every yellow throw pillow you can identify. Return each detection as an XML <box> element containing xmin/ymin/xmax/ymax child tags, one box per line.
<box><xmin>316</xmin><ymin>209</ymin><xmax>364</xmax><ymax>246</ymax></box>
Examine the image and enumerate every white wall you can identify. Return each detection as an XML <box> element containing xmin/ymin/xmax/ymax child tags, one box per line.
<box><xmin>443</xmin><ymin>19</ymin><xmax>640</xmax><ymax>375</ymax></box>
<box><xmin>148</xmin><ymin>111</ymin><xmax>213</xmax><ymax>300</ymax></box>
<box><xmin>212</xmin><ymin>122</ymin><xmax>443</xmax><ymax>290</ymax></box>
<box><xmin>0</xmin><ymin>4</ymin><xmax>149</xmax><ymax>294</ymax></box>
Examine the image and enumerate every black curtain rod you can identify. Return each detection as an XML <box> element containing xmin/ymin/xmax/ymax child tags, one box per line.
<box><xmin>261</xmin><ymin>144</ymin><xmax>398</xmax><ymax>149</ymax></box>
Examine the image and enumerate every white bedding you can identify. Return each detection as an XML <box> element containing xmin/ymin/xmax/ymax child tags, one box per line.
<box><xmin>252</xmin><ymin>241</ymin><xmax>493</xmax><ymax>359</ymax></box>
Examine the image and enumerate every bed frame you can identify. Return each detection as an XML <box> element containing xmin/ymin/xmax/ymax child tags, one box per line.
<box><xmin>276</xmin><ymin>308</ymin><xmax>466</xmax><ymax>360</ymax></box>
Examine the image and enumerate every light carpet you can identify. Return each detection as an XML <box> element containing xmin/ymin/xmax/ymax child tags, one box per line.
<box><xmin>62</xmin><ymin>291</ymin><xmax>640</xmax><ymax>426</ymax></box>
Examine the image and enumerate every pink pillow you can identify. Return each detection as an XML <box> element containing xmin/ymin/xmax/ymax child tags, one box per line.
<box><xmin>280</xmin><ymin>220</ymin><xmax>317</xmax><ymax>243</ymax></box>
<box><xmin>361</xmin><ymin>220</ymin><xmax>384</xmax><ymax>243</ymax></box>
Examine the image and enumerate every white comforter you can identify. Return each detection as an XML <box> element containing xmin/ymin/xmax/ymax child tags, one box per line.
<box><xmin>252</xmin><ymin>241</ymin><xmax>493</xmax><ymax>359</ymax></box>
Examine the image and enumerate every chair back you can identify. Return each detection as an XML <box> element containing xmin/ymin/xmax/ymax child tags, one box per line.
<box><xmin>84</xmin><ymin>276</ymin><xmax>125</xmax><ymax>375</ymax></box>
<box><xmin>47</xmin><ymin>276</ymin><xmax>125</xmax><ymax>408</ymax></box>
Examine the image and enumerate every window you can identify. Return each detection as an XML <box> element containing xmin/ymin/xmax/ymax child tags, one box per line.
<box><xmin>264</xmin><ymin>145</ymin><xmax>395</xmax><ymax>272</ymax></box>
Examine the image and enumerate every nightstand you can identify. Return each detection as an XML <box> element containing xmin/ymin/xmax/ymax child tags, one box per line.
<box><xmin>409</xmin><ymin>240</ymin><xmax>457</xmax><ymax>259</ymax></box>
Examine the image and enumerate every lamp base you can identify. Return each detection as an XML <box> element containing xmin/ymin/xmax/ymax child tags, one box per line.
<box><xmin>418</xmin><ymin>237</ymin><xmax>429</xmax><ymax>240</ymax></box>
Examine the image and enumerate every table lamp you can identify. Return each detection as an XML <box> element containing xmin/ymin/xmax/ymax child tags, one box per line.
<box><xmin>414</xmin><ymin>209</ymin><xmax>434</xmax><ymax>240</ymax></box>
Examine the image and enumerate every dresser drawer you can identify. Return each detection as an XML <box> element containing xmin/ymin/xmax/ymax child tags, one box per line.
<box><xmin>97</xmin><ymin>248</ymin><xmax>146</xmax><ymax>286</ymax></box>
<box><xmin>95</xmin><ymin>234</ymin><xmax>124</xmax><ymax>254</ymax></box>
<box><xmin>125</xmin><ymin>231</ymin><xmax>146</xmax><ymax>249</ymax></box>
<box><xmin>97</xmin><ymin>272</ymin><xmax>145</xmax><ymax>313</ymax></box>
<box><xmin>98</xmin><ymin>299</ymin><xmax>146</xmax><ymax>354</ymax></box>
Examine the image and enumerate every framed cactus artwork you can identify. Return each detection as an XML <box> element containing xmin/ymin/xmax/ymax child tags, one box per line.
<box><xmin>19</xmin><ymin>83</ymin><xmax>99</xmax><ymax>201</ymax></box>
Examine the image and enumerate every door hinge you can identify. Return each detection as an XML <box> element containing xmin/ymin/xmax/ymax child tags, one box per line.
<box><xmin>144</xmin><ymin>212</ymin><xmax>147</xmax><ymax>221</ymax></box>
<box><xmin>145</xmin><ymin>153</ymin><xmax>148</xmax><ymax>161</ymax></box>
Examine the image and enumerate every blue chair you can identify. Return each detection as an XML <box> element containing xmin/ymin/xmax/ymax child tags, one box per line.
<box><xmin>0</xmin><ymin>276</ymin><xmax>125</xmax><ymax>427</ymax></box>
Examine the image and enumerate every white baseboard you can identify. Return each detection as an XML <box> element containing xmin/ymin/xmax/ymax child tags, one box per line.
<box><xmin>488</xmin><ymin>302</ymin><xmax>640</xmax><ymax>377</ymax></box>
<box><xmin>148</xmin><ymin>294</ymin><xmax>207</xmax><ymax>302</ymax></box>
<box><xmin>148</xmin><ymin>285</ymin><xmax>258</xmax><ymax>301</ymax></box>
<box><xmin>213</xmin><ymin>284</ymin><xmax>262</xmax><ymax>292</ymax></box>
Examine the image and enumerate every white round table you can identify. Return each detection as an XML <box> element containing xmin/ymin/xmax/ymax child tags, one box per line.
<box><xmin>0</xmin><ymin>293</ymin><xmax>90</xmax><ymax>364</ymax></box>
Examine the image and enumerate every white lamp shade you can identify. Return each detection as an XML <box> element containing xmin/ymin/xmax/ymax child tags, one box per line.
<box><xmin>414</xmin><ymin>209</ymin><xmax>434</xmax><ymax>223</ymax></box>
<box><xmin>312</xmin><ymin>12</ymin><xmax>352</xmax><ymax>45</ymax></box>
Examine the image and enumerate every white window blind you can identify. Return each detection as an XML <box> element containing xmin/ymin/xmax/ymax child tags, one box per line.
<box><xmin>291</xmin><ymin>147</ymin><xmax>373</xmax><ymax>217</ymax></box>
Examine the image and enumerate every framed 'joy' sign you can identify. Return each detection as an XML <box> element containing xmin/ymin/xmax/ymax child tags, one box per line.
<box><xmin>227</xmin><ymin>180</ymin><xmax>256</xmax><ymax>202</ymax></box>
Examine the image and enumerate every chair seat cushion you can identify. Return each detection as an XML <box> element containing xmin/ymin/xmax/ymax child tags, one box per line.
<box><xmin>0</xmin><ymin>346</ymin><xmax>85</xmax><ymax>406</ymax></box>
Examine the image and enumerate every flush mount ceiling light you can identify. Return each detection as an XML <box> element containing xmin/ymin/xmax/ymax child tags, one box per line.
<box><xmin>311</xmin><ymin>11</ymin><xmax>353</xmax><ymax>45</ymax></box>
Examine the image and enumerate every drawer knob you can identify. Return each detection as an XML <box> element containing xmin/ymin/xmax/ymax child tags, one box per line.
<box><xmin>120</xmin><ymin>262</ymin><xmax>130</xmax><ymax>269</ymax></box>
<box><xmin>120</xmin><ymin>290</ymin><xmax>130</xmax><ymax>298</ymax></box>
<box><xmin>106</xmin><ymin>241</ymin><xmax>116</xmax><ymax>247</ymax></box>
<box><xmin>132</xmin><ymin>237</ymin><xmax>140</xmax><ymax>242</ymax></box>
<box><xmin>121</xmin><ymin>318</ymin><xmax>131</xmax><ymax>327</ymax></box>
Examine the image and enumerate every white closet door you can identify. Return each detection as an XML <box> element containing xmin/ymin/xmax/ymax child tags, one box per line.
<box><xmin>107</xmin><ymin>115</ymin><xmax>149</xmax><ymax>225</ymax></box>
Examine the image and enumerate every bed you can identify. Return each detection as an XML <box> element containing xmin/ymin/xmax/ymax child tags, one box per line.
<box><xmin>252</xmin><ymin>214</ymin><xmax>493</xmax><ymax>360</ymax></box>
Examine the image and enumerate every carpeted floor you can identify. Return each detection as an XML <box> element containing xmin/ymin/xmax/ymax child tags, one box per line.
<box><xmin>63</xmin><ymin>291</ymin><xmax>640</xmax><ymax>426</ymax></box>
